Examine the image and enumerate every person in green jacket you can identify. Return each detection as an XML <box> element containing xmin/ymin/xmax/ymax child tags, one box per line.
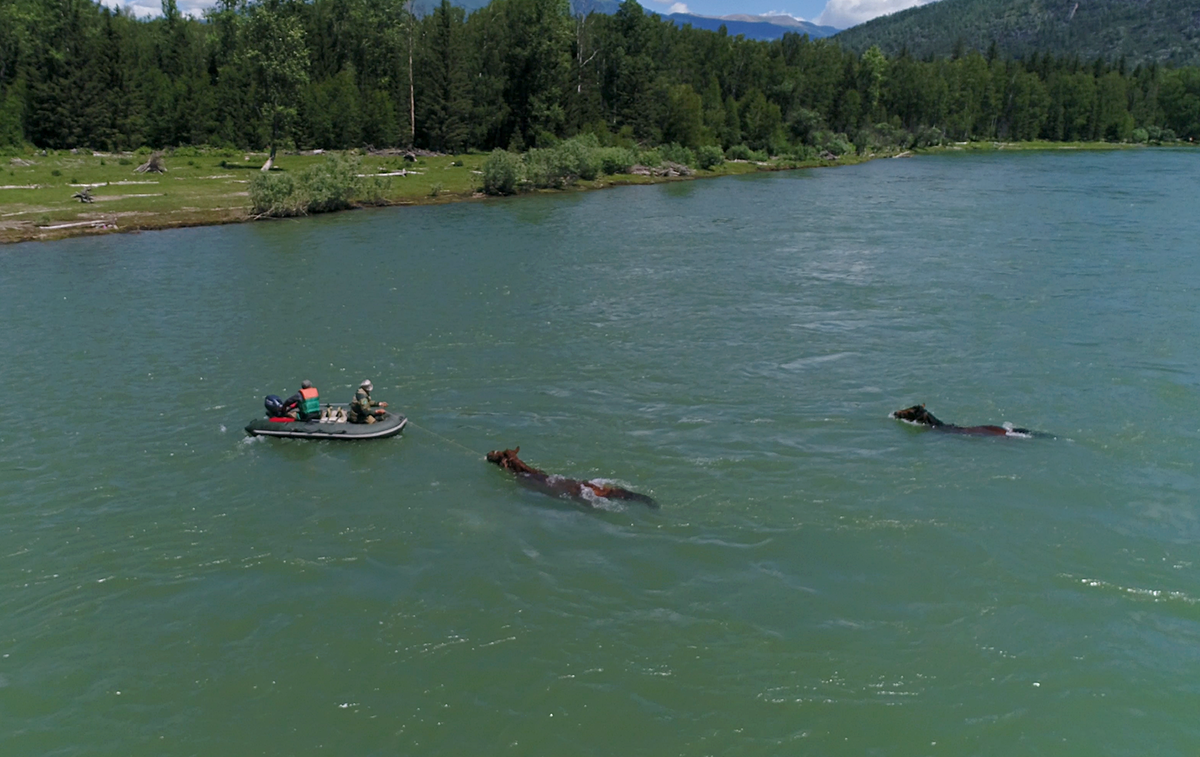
<box><xmin>349</xmin><ymin>379</ymin><xmax>388</xmax><ymax>424</ymax></box>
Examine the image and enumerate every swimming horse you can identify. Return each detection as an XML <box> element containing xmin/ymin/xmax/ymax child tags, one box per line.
<box><xmin>890</xmin><ymin>404</ymin><xmax>1034</xmax><ymax>437</ymax></box>
<box><xmin>486</xmin><ymin>447</ymin><xmax>657</xmax><ymax>508</ymax></box>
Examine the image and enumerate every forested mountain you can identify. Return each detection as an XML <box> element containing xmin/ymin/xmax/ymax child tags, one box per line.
<box><xmin>0</xmin><ymin>0</ymin><xmax>1197</xmax><ymax>156</ymax></box>
<box><xmin>835</xmin><ymin>0</ymin><xmax>1200</xmax><ymax>67</ymax></box>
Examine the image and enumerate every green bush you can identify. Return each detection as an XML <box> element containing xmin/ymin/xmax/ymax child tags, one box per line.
<box><xmin>299</xmin><ymin>154</ymin><xmax>361</xmax><ymax>213</ymax></box>
<box><xmin>524</xmin><ymin>147</ymin><xmax>575</xmax><ymax>188</ymax></box>
<box><xmin>854</xmin><ymin>122</ymin><xmax>911</xmax><ymax>154</ymax></box>
<box><xmin>553</xmin><ymin>137</ymin><xmax>602</xmax><ymax>181</ymax></box>
<box><xmin>482</xmin><ymin>148</ymin><xmax>522</xmax><ymax>195</ymax></box>
<box><xmin>1146</xmin><ymin>125</ymin><xmax>1176</xmax><ymax>143</ymax></box>
<box><xmin>696</xmin><ymin>144</ymin><xmax>724</xmax><ymax>170</ymax></box>
<box><xmin>248</xmin><ymin>171</ymin><xmax>300</xmax><ymax>216</ymax></box>
<box><xmin>596</xmin><ymin>147</ymin><xmax>637</xmax><ymax>175</ymax></box>
<box><xmin>637</xmin><ymin>148</ymin><xmax>662</xmax><ymax>167</ymax></box>
<box><xmin>659</xmin><ymin>142</ymin><xmax>695</xmax><ymax>167</ymax></box>
<box><xmin>248</xmin><ymin>154</ymin><xmax>363</xmax><ymax>216</ymax></box>
<box><xmin>812</xmin><ymin>130</ymin><xmax>853</xmax><ymax>156</ymax></box>
<box><xmin>1131</xmin><ymin>127</ymin><xmax>1150</xmax><ymax>143</ymax></box>
<box><xmin>726</xmin><ymin>144</ymin><xmax>762</xmax><ymax>161</ymax></box>
<box><xmin>788</xmin><ymin>144</ymin><xmax>817</xmax><ymax>161</ymax></box>
<box><xmin>359</xmin><ymin>175</ymin><xmax>390</xmax><ymax>205</ymax></box>
<box><xmin>911</xmin><ymin>126</ymin><xmax>945</xmax><ymax>149</ymax></box>
<box><xmin>515</xmin><ymin>137</ymin><xmax>608</xmax><ymax>187</ymax></box>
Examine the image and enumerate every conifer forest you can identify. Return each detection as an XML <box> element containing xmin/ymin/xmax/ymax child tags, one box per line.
<box><xmin>1</xmin><ymin>0</ymin><xmax>1198</xmax><ymax>155</ymax></box>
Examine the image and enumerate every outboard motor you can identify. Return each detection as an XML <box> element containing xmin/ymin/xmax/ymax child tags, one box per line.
<box><xmin>264</xmin><ymin>394</ymin><xmax>286</xmax><ymax>417</ymax></box>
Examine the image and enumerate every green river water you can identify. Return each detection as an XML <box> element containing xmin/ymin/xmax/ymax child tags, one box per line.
<box><xmin>2</xmin><ymin>149</ymin><xmax>1199</xmax><ymax>756</ymax></box>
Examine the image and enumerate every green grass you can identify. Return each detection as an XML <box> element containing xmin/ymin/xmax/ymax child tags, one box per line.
<box><xmin>0</xmin><ymin>143</ymin><xmax>970</xmax><ymax>244</ymax></box>
<box><xmin>929</xmin><ymin>140</ymin><xmax>1135</xmax><ymax>152</ymax></box>
<box><xmin>0</xmin><ymin>149</ymin><xmax>494</xmax><ymax>243</ymax></box>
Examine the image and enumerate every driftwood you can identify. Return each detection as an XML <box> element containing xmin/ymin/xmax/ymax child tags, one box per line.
<box><xmin>366</xmin><ymin>147</ymin><xmax>443</xmax><ymax>158</ymax></box>
<box><xmin>72</xmin><ymin>187</ymin><xmax>94</xmax><ymax>203</ymax></box>
<box><xmin>134</xmin><ymin>151</ymin><xmax>167</xmax><ymax>173</ymax></box>
<box><xmin>629</xmin><ymin>161</ymin><xmax>693</xmax><ymax>178</ymax></box>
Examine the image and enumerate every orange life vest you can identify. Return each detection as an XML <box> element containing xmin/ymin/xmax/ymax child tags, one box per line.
<box><xmin>299</xmin><ymin>386</ymin><xmax>320</xmax><ymax>415</ymax></box>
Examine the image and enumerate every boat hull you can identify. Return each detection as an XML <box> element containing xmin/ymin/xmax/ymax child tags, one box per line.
<box><xmin>245</xmin><ymin>411</ymin><xmax>408</xmax><ymax>440</ymax></box>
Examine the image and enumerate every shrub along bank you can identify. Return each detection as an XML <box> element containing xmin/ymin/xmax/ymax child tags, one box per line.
<box><xmin>1</xmin><ymin>137</ymin><xmax>1177</xmax><ymax>243</ymax></box>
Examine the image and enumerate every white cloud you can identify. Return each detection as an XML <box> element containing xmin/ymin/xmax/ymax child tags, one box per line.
<box><xmin>815</xmin><ymin>0</ymin><xmax>937</xmax><ymax>28</ymax></box>
<box><xmin>97</xmin><ymin>0</ymin><xmax>214</xmax><ymax>18</ymax></box>
<box><xmin>762</xmin><ymin>10</ymin><xmax>809</xmax><ymax>22</ymax></box>
<box><xmin>642</xmin><ymin>0</ymin><xmax>691</xmax><ymax>13</ymax></box>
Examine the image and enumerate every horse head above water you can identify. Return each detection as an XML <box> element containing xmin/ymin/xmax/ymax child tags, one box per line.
<box><xmin>891</xmin><ymin>404</ymin><xmax>1034</xmax><ymax>437</ymax></box>
<box><xmin>486</xmin><ymin>447</ymin><xmax>657</xmax><ymax>508</ymax></box>
<box><xmin>891</xmin><ymin>404</ymin><xmax>945</xmax><ymax>427</ymax></box>
<box><xmin>486</xmin><ymin>446</ymin><xmax>540</xmax><ymax>475</ymax></box>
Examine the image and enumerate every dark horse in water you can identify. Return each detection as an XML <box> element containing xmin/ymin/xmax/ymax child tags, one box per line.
<box><xmin>891</xmin><ymin>404</ymin><xmax>1034</xmax><ymax>437</ymax></box>
<box><xmin>486</xmin><ymin>447</ymin><xmax>657</xmax><ymax>508</ymax></box>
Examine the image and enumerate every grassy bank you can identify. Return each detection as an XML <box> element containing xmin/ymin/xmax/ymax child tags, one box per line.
<box><xmin>0</xmin><ymin>141</ymin><xmax>1164</xmax><ymax>245</ymax></box>
<box><xmin>0</xmin><ymin>146</ymin><xmax>855</xmax><ymax>244</ymax></box>
<box><xmin>0</xmin><ymin>149</ymin><xmax>493</xmax><ymax>244</ymax></box>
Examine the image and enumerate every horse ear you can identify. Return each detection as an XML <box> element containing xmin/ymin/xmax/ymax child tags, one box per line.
<box><xmin>920</xmin><ymin>403</ymin><xmax>925</xmax><ymax>408</ymax></box>
<box><xmin>513</xmin><ymin>446</ymin><xmax>519</xmax><ymax>454</ymax></box>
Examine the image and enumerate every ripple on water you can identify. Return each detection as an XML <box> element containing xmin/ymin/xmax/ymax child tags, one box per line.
<box><xmin>3</xmin><ymin>150</ymin><xmax>1200</xmax><ymax>754</ymax></box>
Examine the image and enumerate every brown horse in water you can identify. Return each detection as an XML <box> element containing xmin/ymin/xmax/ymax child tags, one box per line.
<box><xmin>486</xmin><ymin>447</ymin><xmax>657</xmax><ymax>508</ymax></box>
<box><xmin>891</xmin><ymin>404</ymin><xmax>1034</xmax><ymax>437</ymax></box>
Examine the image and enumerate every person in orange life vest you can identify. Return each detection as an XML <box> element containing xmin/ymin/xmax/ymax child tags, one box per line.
<box><xmin>286</xmin><ymin>380</ymin><xmax>321</xmax><ymax>421</ymax></box>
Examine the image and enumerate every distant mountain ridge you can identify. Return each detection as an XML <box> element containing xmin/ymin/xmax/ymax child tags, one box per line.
<box><xmin>411</xmin><ymin>0</ymin><xmax>840</xmax><ymax>41</ymax></box>
<box><xmin>659</xmin><ymin>12</ymin><xmax>839</xmax><ymax>41</ymax></box>
<box><xmin>835</xmin><ymin>0</ymin><xmax>1200</xmax><ymax>67</ymax></box>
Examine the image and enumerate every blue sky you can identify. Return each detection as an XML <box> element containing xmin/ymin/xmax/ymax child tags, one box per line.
<box><xmin>100</xmin><ymin>0</ymin><xmax>937</xmax><ymax>30</ymax></box>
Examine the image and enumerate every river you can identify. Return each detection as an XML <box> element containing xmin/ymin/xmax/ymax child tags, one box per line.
<box><xmin>2</xmin><ymin>148</ymin><xmax>1198</xmax><ymax>756</ymax></box>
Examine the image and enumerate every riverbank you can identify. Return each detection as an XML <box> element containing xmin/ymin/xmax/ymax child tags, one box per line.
<box><xmin>0</xmin><ymin>141</ymin><xmax>1166</xmax><ymax>245</ymax></box>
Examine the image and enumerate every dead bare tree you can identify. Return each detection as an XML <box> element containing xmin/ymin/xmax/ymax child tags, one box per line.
<box><xmin>575</xmin><ymin>10</ymin><xmax>598</xmax><ymax>96</ymax></box>
<box><xmin>406</xmin><ymin>0</ymin><xmax>416</xmax><ymax>148</ymax></box>
<box><xmin>134</xmin><ymin>151</ymin><xmax>167</xmax><ymax>173</ymax></box>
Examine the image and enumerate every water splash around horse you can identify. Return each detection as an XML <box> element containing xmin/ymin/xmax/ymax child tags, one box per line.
<box><xmin>486</xmin><ymin>447</ymin><xmax>658</xmax><ymax>508</ymax></box>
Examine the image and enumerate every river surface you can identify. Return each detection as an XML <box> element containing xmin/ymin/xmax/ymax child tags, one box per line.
<box><xmin>3</xmin><ymin>148</ymin><xmax>1199</xmax><ymax>756</ymax></box>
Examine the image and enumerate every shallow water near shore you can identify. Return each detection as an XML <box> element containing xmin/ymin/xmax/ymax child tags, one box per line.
<box><xmin>3</xmin><ymin>148</ymin><xmax>1200</xmax><ymax>756</ymax></box>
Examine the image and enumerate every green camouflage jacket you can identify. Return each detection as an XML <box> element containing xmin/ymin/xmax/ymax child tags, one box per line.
<box><xmin>351</xmin><ymin>387</ymin><xmax>377</xmax><ymax>417</ymax></box>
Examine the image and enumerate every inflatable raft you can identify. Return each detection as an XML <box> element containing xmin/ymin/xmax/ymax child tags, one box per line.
<box><xmin>245</xmin><ymin>405</ymin><xmax>407</xmax><ymax>440</ymax></box>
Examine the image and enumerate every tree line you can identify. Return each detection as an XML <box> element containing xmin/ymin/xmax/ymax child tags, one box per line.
<box><xmin>1</xmin><ymin>0</ymin><xmax>1198</xmax><ymax>157</ymax></box>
